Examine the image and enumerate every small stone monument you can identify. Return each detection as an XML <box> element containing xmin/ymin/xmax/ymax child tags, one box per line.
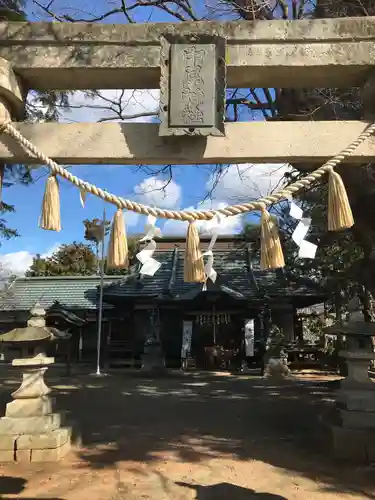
<box><xmin>141</xmin><ymin>321</ymin><xmax>166</xmax><ymax>375</ymax></box>
<box><xmin>324</xmin><ymin>296</ymin><xmax>375</xmax><ymax>462</ymax></box>
<box><xmin>0</xmin><ymin>303</ymin><xmax>73</xmax><ymax>462</ymax></box>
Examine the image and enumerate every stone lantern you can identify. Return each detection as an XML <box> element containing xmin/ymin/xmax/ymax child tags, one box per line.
<box><xmin>324</xmin><ymin>296</ymin><xmax>375</xmax><ymax>462</ymax></box>
<box><xmin>0</xmin><ymin>303</ymin><xmax>73</xmax><ymax>462</ymax></box>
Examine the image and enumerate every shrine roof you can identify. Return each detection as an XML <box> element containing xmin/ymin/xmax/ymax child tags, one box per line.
<box><xmin>103</xmin><ymin>246</ymin><xmax>326</xmax><ymax>307</ymax></box>
<box><xmin>0</xmin><ymin>244</ymin><xmax>326</xmax><ymax>312</ymax></box>
<box><xmin>0</xmin><ymin>275</ymin><xmax>124</xmax><ymax>312</ymax></box>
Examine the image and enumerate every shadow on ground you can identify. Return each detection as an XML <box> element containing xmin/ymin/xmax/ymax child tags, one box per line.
<box><xmin>0</xmin><ymin>367</ymin><xmax>373</xmax><ymax>498</ymax></box>
<box><xmin>0</xmin><ymin>476</ymin><xmax>63</xmax><ymax>499</ymax></box>
<box><xmin>177</xmin><ymin>481</ymin><xmax>287</xmax><ymax>499</ymax></box>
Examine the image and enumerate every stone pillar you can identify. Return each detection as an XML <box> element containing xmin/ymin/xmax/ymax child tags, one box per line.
<box><xmin>140</xmin><ymin>310</ymin><xmax>165</xmax><ymax>374</ymax></box>
<box><xmin>0</xmin><ymin>355</ymin><xmax>72</xmax><ymax>462</ymax></box>
<box><xmin>0</xmin><ymin>57</ymin><xmax>25</xmax><ymax>203</ymax></box>
<box><xmin>326</xmin><ymin>324</ymin><xmax>375</xmax><ymax>462</ymax></box>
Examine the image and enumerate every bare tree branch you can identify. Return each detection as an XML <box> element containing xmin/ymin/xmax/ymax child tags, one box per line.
<box><xmin>98</xmin><ymin>111</ymin><xmax>158</xmax><ymax>122</ymax></box>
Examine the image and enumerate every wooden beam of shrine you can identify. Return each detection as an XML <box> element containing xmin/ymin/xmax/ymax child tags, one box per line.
<box><xmin>1</xmin><ymin>121</ymin><xmax>374</xmax><ymax>166</ymax></box>
<box><xmin>1</xmin><ymin>18</ymin><xmax>375</xmax><ymax>90</ymax></box>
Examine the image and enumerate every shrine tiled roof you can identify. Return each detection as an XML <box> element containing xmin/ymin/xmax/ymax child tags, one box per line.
<box><xmin>103</xmin><ymin>246</ymin><xmax>326</xmax><ymax>307</ymax></box>
<box><xmin>0</xmin><ymin>276</ymin><xmax>124</xmax><ymax>311</ymax></box>
<box><xmin>0</xmin><ymin>245</ymin><xmax>326</xmax><ymax>313</ymax></box>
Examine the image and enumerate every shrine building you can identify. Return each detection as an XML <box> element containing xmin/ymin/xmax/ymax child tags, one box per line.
<box><xmin>0</xmin><ymin>236</ymin><xmax>326</xmax><ymax>368</ymax></box>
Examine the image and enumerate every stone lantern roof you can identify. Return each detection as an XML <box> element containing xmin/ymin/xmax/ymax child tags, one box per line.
<box><xmin>0</xmin><ymin>302</ymin><xmax>71</xmax><ymax>344</ymax></box>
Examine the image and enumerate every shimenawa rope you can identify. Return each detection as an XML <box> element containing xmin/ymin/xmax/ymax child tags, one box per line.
<box><xmin>1</xmin><ymin>119</ymin><xmax>374</xmax><ymax>276</ymax></box>
<box><xmin>1</xmin><ymin>120</ymin><xmax>375</xmax><ymax>222</ymax></box>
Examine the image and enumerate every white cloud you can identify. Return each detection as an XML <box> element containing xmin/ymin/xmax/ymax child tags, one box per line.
<box><xmin>207</xmin><ymin>163</ymin><xmax>291</xmax><ymax>202</ymax></box>
<box><xmin>0</xmin><ymin>251</ymin><xmax>34</xmax><ymax>277</ymax></box>
<box><xmin>58</xmin><ymin>89</ymin><xmax>160</xmax><ymax>123</ymax></box>
<box><xmin>163</xmin><ymin>200</ymin><xmax>243</xmax><ymax>236</ymax></box>
<box><xmin>133</xmin><ymin>177</ymin><xmax>181</xmax><ymax>209</ymax></box>
<box><xmin>161</xmin><ymin>164</ymin><xmax>290</xmax><ymax>237</ymax></box>
<box><xmin>0</xmin><ymin>244</ymin><xmax>60</xmax><ymax>277</ymax></box>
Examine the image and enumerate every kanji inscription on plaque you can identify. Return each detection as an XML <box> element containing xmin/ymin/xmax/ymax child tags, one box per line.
<box><xmin>159</xmin><ymin>34</ymin><xmax>226</xmax><ymax>137</ymax></box>
<box><xmin>169</xmin><ymin>43</ymin><xmax>215</xmax><ymax>128</ymax></box>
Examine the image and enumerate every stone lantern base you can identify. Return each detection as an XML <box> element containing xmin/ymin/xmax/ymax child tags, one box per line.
<box><xmin>323</xmin><ymin>303</ymin><xmax>375</xmax><ymax>462</ymax></box>
<box><xmin>326</xmin><ymin>349</ymin><xmax>375</xmax><ymax>463</ymax></box>
<box><xmin>0</xmin><ymin>356</ymin><xmax>74</xmax><ymax>463</ymax></box>
<box><xmin>141</xmin><ymin>341</ymin><xmax>166</xmax><ymax>375</ymax></box>
<box><xmin>329</xmin><ymin>425</ymin><xmax>375</xmax><ymax>463</ymax></box>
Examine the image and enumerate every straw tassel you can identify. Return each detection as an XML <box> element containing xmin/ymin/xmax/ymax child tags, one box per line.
<box><xmin>40</xmin><ymin>174</ymin><xmax>61</xmax><ymax>232</ymax></box>
<box><xmin>184</xmin><ymin>222</ymin><xmax>205</xmax><ymax>283</ymax></box>
<box><xmin>107</xmin><ymin>208</ymin><xmax>129</xmax><ymax>269</ymax></box>
<box><xmin>328</xmin><ymin>168</ymin><xmax>354</xmax><ymax>231</ymax></box>
<box><xmin>260</xmin><ymin>208</ymin><xmax>285</xmax><ymax>270</ymax></box>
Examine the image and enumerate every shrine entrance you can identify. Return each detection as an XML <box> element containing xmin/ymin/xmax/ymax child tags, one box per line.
<box><xmin>181</xmin><ymin>290</ymin><xmax>261</xmax><ymax>371</ymax></box>
<box><xmin>191</xmin><ymin>314</ymin><xmax>242</xmax><ymax>371</ymax></box>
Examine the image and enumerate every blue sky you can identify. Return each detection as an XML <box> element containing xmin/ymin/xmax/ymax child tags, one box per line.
<box><xmin>0</xmin><ymin>0</ymin><xmax>288</xmax><ymax>274</ymax></box>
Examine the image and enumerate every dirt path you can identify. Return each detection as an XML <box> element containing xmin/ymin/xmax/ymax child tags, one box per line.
<box><xmin>0</xmin><ymin>369</ymin><xmax>374</xmax><ymax>499</ymax></box>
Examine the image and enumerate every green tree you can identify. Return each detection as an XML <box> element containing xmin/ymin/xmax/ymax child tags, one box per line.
<box><xmin>0</xmin><ymin>1</ymin><xmax>26</xmax><ymax>21</ymax></box>
<box><xmin>26</xmin><ymin>236</ymin><xmax>140</xmax><ymax>277</ymax></box>
<box><xmin>83</xmin><ymin>218</ymin><xmax>111</xmax><ymax>243</ymax></box>
<box><xmin>26</xmin><ymin>242</ymin><xmax>98</xmax><ymax>276</ymax></box>
<box><xmin>242</xmin><ymin>186</ymin><xmax>364</xmax><ymax>321</ymax></box>
<box><xmin>83</xmin><ymin>218</ymin><xmax>111</xmax><ymax>271</ymax></box>
<box><xmin>83</xmin><ymin>218</ymin><xmax>139</xmax><ymax>269</ymax></box>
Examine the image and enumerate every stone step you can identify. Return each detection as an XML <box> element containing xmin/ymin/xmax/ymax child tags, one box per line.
<box><xmin>5</xmin><ymin>396</ymin><xmax>55</xmax><ymax>418</ymax></box>
<box><xmin>0</xmin><ymin>419</ymin><xmax>80</xmax><ymax>463</ymax></box>
<box><xmin>337</xmin><ymin>390</ymin><xmax>375</xmax><ymax>412</ymax></box>
<box><xmin>16</xmin><ymin>426</ymin><xmax>71</xmax><ymax>450</ymax></box>
<box><xmin>339</xmin><ymin>409</ymin><xmax>375</xmax><ymax>429</ymax></box>
<box><xmin>0</xmin><ymin>434</ymin><xmax>16</xmax><ymax>451</ymax></box>
<box><xmin>0</xmin><ymin>413</ymin><xmax>63</xmax><ymax>435</ymax></box>
<box><xmin>329</xmin><ymin>425</ymin><xmax>375</xmax><ymax>463</ymax></box>
<box><xmin>30</xmin><ymin>440</ymin><xmax>71</xmax><ymax>462</ymax></box>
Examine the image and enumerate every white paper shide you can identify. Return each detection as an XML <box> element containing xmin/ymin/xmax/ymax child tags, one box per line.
<box><xmin>136</xmin><ymin>215</ymin><xmax>162</xmax><ymax>276</ymax></box>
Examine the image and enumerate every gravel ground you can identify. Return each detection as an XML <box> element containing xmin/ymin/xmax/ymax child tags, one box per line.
<box><xmin>0</xmin><ymin>367</ymin><xmax>374</xmax><ymax>500</ymax></box>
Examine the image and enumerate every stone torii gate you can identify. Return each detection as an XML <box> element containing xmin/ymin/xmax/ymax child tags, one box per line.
<box><xmin>0</xmin><ymin>17</ymin><xmax>375</xmax><ymax>168</ymax></box>
<box><xmin>0</xmin><ymin>16</ymin><xmax>375</xmax><ymax>464</ymax></box>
